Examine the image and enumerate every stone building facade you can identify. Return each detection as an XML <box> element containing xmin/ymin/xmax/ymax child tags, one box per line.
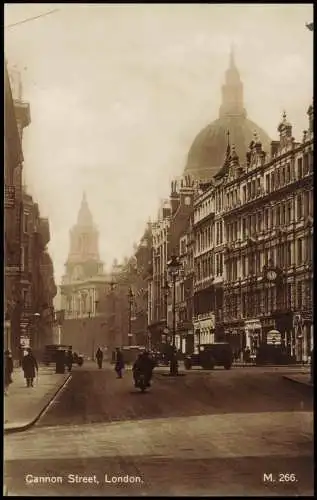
<box><xmin>190</xmin><ymin>106</ymin><xmax>313</xmax><ymax>361</ymax></box>
<box><xmin>60</xmin><ymin>193</ymin><xmax>132</xmax><ymax>356</ymax></box>
<box><xmin>147</xmin><ymin>176</ymin><xmax>196</xmax><ymax>349</ymax></box>
<box><xmin>4</xmin><ymin>63</ymin><xmax>25</xmax><ymax>357</ymax></box>
<box><xmin>221</xmin><ymin>108</ymin><xmax>313</xmax><ymax>361</ymax></box>
<box><xmin>5</xmin><ymin>63</ymin><xmax>57</xmax><ymax>359</ymax></box>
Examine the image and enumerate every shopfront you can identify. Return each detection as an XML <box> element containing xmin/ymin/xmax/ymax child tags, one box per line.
<box><xmin>193</xmin><ymin>313</ymin><xmax>215</xmax><ymax>353</ymax></box>
<box><xmin>244</xmin><ymin>319</ymin><xmax>262</xmax><ymax>358</ymax></box>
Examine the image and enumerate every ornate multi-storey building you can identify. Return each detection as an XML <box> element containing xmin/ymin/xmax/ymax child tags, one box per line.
<box><xmin>191</xmin><ymin>105</ymin><xmax>313</xmax><ymax>361</ymax></box>
<box><xmin>129</xmin><ymin>224</ymin><xmax>153</xmax><ymax>347</ymax></box>
<box><xmin>5</xmin><ymin>63</ymin><xmax>57</xmax><ymax>358</ymax></box>
<box><xmin>148</xmin><ymin>176</ymin><xmax>196</xmax><ymax>349</ymax></box>
<box><xmin>141</xmin><ymin>49</ymin><xmax>313</xmax><ymax>363</ymax></box>
<box><xmin>4</xmin><ymin>63</ymin><xmax>25</xmax><ymax>357</ymax></box>
<box><xmin>221</xmin><ymin>108</ymin><xmax>313</xmax><ymax>361</ymax></box>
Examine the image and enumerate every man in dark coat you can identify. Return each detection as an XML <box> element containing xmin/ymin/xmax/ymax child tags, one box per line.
<box><xmin>22</xmin><ymin>348</ymin><xmax>38</xmax><ymax>387</ymax></box>
<box><xmin>66</xmin><ymin>347</ymin><xmax>73</xmax><ymax>372</ymax></box>
<box><xmin>95</xmin><ymin>347</ymin><xmax>103</xmax><ymax>369</ymax></box>
<box><xmin>4</xmin><ymin>350</ymin><xmax>14</xmax><ymax>395</ymax></box>
<box><xmin>115</xmin><ymin>348</ymin><xmax>124</xmax><ymax>378</ymax></box>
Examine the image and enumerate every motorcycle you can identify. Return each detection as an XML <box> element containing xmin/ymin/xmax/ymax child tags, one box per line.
<box><xmin>135</xmin><ymin>372</ymin><xmax>149</xmax><ymax>393</ymax></box>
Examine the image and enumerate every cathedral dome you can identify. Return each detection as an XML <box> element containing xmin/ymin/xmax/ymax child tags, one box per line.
<box><xmin>185</xmin><ymin>49</ymin><xmax>271</xmax><ymax>181</ymax></box>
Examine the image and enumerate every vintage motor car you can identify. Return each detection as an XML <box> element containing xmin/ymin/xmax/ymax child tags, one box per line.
<box><xmin>184</xmin><ymin>342</ymin><xmax>234</xmax><ymax>370</ymax></box>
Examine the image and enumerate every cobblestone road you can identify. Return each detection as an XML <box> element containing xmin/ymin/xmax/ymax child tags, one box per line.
<box><xmin>4</xmin><ymin>365</ymin><xmax>314</xmax><ymax>496</ymax></box>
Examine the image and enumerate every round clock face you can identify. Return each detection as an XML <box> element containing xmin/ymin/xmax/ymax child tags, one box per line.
<box><xmin>267</xmin><ymin>270</ymin><xmax>277</xmax><ymax>281</ymax></box>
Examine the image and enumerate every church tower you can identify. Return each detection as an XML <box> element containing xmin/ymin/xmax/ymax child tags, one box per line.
<box><xmin>64</xmin><ymin>192</ymin><xmax>104</xmax><ymax>282</ymax></box>
<box><xmin>60</xmin><ymin>192</ymin><xmax>117</xmax><ymax>356</ymax></box>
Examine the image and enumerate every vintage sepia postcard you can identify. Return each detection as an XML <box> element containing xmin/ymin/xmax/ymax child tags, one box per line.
<box><xmin>4</xmin><ymin>3</ymin><xmax>314</xmax><ymax>496</ymax></box>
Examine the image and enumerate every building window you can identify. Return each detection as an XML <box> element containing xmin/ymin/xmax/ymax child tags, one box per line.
<box><xmin>23</xmin><ymin>213</ymin><xmax>28</xmax><ymax>233</ymax></box>
<box><xmin>20</xmin><ymin>246</ymin><xmax>25</xmax><ymax>271</ymax></box>
<box><xmin>247</xmin><ymin>182</ymin><xmax>251</xmax><ymax>200</ymax></box>
<box><xmin>242</xmin><ymin>218</ymin><xmax>247</xmax><ymax>239</ymax></box>
<box><xmin>303</xmin><ymin>191</ymin><xmax>310</xmax><ymax>218</ymax></box>
<box><xmin>286</xmin><ymin>201</ymin><xmax>290</xmax><ymax>224</ymax></box>
<box><xmin>251</xmin><ymin>180</ymin><xmax>256</xmax><ymax>198</ymax></box>
<box><xmin>243</xmin><ymin>186</ymin><xmax>246</xmax><ymax>203</ymax></box>
<box><xmin>303</xmin><ymin>153</ymin><xmax>309</xmax><ymax>176</ymax></box>
<box><xmin>281</xmin><ymin>204</ymin><xmax>286</xmax><ymax>225</ymax></box>
<box><xmin>297</xmin><ymin>239</ymin><xmax>303</xmax><ymax>265</ymax></box>
<box><xmin>287</xmin><ymin>242</ymin><xmax>292</xmax><ymax>267</ymax></box>
<box><xmin>297</xmin><ymin>157</ymin><xmax>303</xmax><ymax>178</ymax></box>
<box><xmin>264</xmin><ymin>209</ymin><xmax>269</xmax><ymax>230</ymax></box>
<box><xmin>242</xmin><ymin>255</ymin><xmax>246</xmax><ymax>277</ymax></box>
<box><xmin>297</xmin><ymin>194</ymin><xmax>303</xmax><ymax>219</ymax></box>
<box><xmin>276</xmin><ymin>168</ymin><xmax>280</xmax><ymax>188</ymax></box>
<box><xmin>286</xmin><ymin>163</ymin><xmax>290</xmax><ymax>183</ymax></box>
<box><xmin>265</xmin><ymin>174</ymin><xmax>270</xmax><ymax>193</ymax></box>
<box><xmin>271</xmin><ymin>172</ymin><xmax>275</xmax><ymax>190</ymax></box>
<box><xmin>297</xmin><ymin>282</ymin><xmax>303</xmax><ymax>309</ymax></box>
<box><xmin>309</xmin><ymin>151</ymin><xmax>313</xmax><ymax>173</ymax></box>
<box><xmin>281</xmin><ymin>166</ymin><xmax>285</xmax><ymax>186</ymax></box>
<box><xmin>276</xmin><ymin>206</ymin><xmax>280</xmax><ymax>226</ymax></box>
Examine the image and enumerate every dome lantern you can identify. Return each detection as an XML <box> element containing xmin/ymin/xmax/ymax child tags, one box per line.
<box><xmin>185</xmin><ymin>49</ymin><xmax>271</xmax><ymax>182</ymax></box>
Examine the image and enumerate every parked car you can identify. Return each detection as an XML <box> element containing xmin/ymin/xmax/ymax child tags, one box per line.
<box><xmin>43</xmin><ymin>344</ymin><xmax>70</xmax><ymax>365</ymax></box>
<box><xmin>73</xmin><ymin>352</ymin><xmax>84</xmax><ymax>366</ymax></box>
<box><xmin>255</xmin><ymin>344</ymin><xmax>291</xmax><ymax>365</ymax></box>
<box><xmin>184</xmin><ymin>343</ymin><xmax>234</xmax><ymax>370</ymax></box>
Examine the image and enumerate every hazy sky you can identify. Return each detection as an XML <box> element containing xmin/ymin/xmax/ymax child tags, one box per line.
<box><xmin>5</xmin><ymin>3</ymin><xmax>313</xmax><ymax>282</ymax></box>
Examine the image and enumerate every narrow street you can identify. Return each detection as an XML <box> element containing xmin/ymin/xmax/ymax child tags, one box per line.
<box><xmin>4</xmin><ymin>364</ymin><xmax>313</xmax><ymax>496</ymax></box>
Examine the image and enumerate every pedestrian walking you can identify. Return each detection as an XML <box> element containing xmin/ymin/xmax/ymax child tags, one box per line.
<box><xmin>66</xmin><ymin>346</ymin><xmax>73</xmax><ymax>372</ymax></box>
<box><xmin>114</xmin><ymin>347</ymin><xmax>124</xmax><ymax>378</ymax></box>
<box><xmin>4</xmin><ymin>350</ymin><xmax>13</xmax><ymax>396</ymax></box>
<box><xmin>243</xmin><ymin>346</ymin><xmax>251</xmax><ymax>365</ymax></box>
<box><xmin>21</xmin><ymin>348</ymin><xmax>38</xmax><ymax>387</ymax></box>
<box><xmin>95</xmin><ymin>347</ymin><xmax>103</xmax><ymax>369</ymax></box>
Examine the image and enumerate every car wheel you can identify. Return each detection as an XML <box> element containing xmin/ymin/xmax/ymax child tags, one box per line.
<box><xmin>224</xmin><ymin>364</ymin><xmax>231</xmax><ymax>370</ymax></box>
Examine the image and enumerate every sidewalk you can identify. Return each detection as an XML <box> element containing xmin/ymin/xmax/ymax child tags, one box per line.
<box><xmin>282</xmin><ymin>370</ymin><xmax>313</xmax><ymax>387</ymax></box>
<box><xmin>4</xmin><ymin>365</ymin><xmax>71</xmax><ymax>433</ymax></box>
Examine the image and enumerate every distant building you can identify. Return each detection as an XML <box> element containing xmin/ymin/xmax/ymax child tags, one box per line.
<box><xmin>185</xmin><ymin>48</ymin><xmax>271</xmax><ymax>182</ymax></box>
<box><xmin>60</xmin><ymin>193</ymin><xmax>123</xmax><ymax>356</ymax></box>
<box><xmin>148</xmin><ymin>176</ymin><xmax>196</xmax><ymax>349</ymax></box>
<box><xmin>142</xmin><ymin>48</ymin><xmax>313</xmax><ymax>364</ymax></box>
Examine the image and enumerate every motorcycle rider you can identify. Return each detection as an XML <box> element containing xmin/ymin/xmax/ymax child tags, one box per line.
<box><xmin>133</xmin><ymin>350</ymin><xmax>155</xmax><ymax>388</ymax></box>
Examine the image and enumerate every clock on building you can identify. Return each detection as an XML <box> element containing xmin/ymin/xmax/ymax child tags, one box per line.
<box><xmin>266</xmin><ymin>269</ymin><xmax>277</xmax><ymax>281</ymax></box>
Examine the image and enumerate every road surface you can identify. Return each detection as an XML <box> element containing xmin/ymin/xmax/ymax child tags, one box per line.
<box><xmin>4</xmin><ymin>364</ymin><xmax>314</xmax><ymax>496</ymax></box>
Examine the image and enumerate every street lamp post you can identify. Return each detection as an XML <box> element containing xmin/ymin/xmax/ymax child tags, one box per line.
<box><xmin>167</xmin><ymin>256</ymin><xmax>181</xmax><ymax>376</ymax></box>
<box><xmin>162</xmin><ymin>280</ymin><xmax>170</xmax><ymax>346</ymax></box>
<box><xmin>33</xmin><ymin>312</ymin><xmax>41</xmax><ymax>351</ymax></box>
<box><xmin>128</xmin><ymin>287</ymin><xmax>133</xmax><ymax>346</ymax></box>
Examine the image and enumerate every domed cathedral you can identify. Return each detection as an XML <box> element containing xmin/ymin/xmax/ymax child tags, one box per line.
<box><xmin>185</xmin><ymin>48</ymin><xmax>271</xmax><ymax>181</ymax></box>
<box><xmin>59</xmin><ymin>192</ymin><xmax>123</xmax><ymax>358</ymax></box>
